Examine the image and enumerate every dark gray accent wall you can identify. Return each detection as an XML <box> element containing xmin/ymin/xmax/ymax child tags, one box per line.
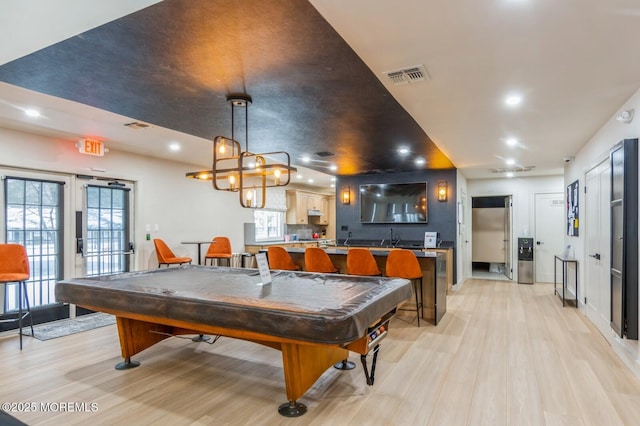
<box><xmin>336</xmin><ymin>170</ymin><xmax>457</xmax><ymax>246</ymax></box>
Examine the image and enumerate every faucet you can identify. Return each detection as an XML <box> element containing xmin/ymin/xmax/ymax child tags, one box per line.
<box><xmin>390</xmin><ymin>228</ymin><xmax>399</xmax><ymax>247</ymax></box>
<box><xmin>344</xmin><ymin>231</ymin><xmax>352</xmax><ymax>246</ymax></box>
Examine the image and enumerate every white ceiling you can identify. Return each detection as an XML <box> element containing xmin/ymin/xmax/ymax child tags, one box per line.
<box><xmin>2</xmin><ymin>0</ymin><xmax>640</xmax><ymax>182</ymax></box>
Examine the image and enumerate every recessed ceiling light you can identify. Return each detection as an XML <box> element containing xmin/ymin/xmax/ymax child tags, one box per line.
<box><xmin>25</xmin><ymin>108</ymin><xmax>40</xmax><ymax>117</ymax></box>
<box><xmin>505</xmin><ymin>94</ymin><xmax>522</xmax><ymax>107</ymax></box>
<box><xmin>296</xmin><ymin>174</ymin><xmax>303</xmax><ymax>179</ymax></box>
<box><xmin>169</xmin><ymin>142</ymin><xmax>181</xmax><ymax>152</ymax></box>
<box><xmin>329</xmin><ymin>165</ymin><xmax>337</xmax><ymax>171</ymax></box>
<box><xmin>616</xmin><ymin>109</ymin><xmax>634</xmax><ymax>124</ymax></box>
<box><xmin>505</xmin><ymin>158</ymin><xmax>516</xmax><ymax>165</ymax></box>
<box><xmin>506</xmin><ymin>138</ymin><xmax>518</xmax><ymax>147</ymax></box>
<box><xmin>398</xmin><ymin>147</ymin><xmax>410</xmax><ymax>155</ymax></box>
<box><xmin>330</xmin><ymin>183</ymin><xmax>335</xmax><ymax>188</ymax></box>
<box><xmin>307</xmin><ymin>179</ymin><xmax>314</xmax><ymax>183</ymax></box>
<box><xmin>301</xmin><ymin>156</ymin><xmax>311</xmax><ymax>163</ymax></box>
<box><xmin>415</xmin><ymin>158</ymin><xmax>425</xmax><ymax>166</ymax></box>
<box><xmin>506</xmin><ymin>172</ymin><xmax>514</xmax><ymax>178</ymax></box>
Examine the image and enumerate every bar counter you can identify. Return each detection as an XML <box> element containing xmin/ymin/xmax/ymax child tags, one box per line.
<box><xmin>276</xmin><ymin>248</ymin><xmax>447</xmax><ymax>325</ymax></box>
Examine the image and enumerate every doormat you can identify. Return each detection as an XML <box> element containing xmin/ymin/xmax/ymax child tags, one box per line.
<box><xmin>22</xmin><ymin>313</ymin><xmax>116</xmax><ymax>341</ymax></box>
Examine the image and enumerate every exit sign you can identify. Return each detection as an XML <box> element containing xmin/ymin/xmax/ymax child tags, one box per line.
<box><xmin>76</xmin><ymin>139</ymin><xmax>105</xmax><ymax>156</ymax></box>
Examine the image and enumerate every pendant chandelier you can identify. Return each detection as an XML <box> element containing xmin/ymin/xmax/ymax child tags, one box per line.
<box><xmin>186</xmin><ymin>94</ymin><xmax>296</xmax><ymax>208</ymax></box>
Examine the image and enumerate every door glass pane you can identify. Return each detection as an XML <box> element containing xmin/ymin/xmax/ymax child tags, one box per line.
<box><xmin>4</xmin><ymin>177</ymin><xmax>63</xmax><ymax>311</ymax></box>
<box><xmin>85</xmin><ymin>185</ymin><xmax>130</xmax><ymax>276</ymax></box>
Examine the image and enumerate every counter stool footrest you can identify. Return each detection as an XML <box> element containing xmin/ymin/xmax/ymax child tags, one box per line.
<box><xmin>360</xmin><ymin>344</ymin><xmax>380</xmax><ymax>386</ymax></box>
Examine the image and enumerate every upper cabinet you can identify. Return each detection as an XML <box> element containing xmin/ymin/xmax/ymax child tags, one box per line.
<box><xmin>286</xmin><ymin>190</ymin><xmax>329</xmax><ymax>225</ymax></box>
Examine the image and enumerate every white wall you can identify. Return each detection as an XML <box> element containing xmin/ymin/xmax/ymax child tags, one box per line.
<box><xmin>0</xmin><ymin>127</ymin><xmax>254</xmax><ymax>274</ymax></box>
<box><xmin>565</xmin><ymin>88</ymin><xmax>640</xmax><ymax>377</ymax></box>
<box><xmin>467</xmin><ymin>175</ymin><xmax>564</xmax><ymax>267</ymax></box>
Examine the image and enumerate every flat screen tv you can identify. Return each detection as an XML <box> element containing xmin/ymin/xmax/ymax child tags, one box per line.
<box><xmin>360</xmin><ymin>182</ymin><xmax>428</xmax><ymax>223</ymax></box>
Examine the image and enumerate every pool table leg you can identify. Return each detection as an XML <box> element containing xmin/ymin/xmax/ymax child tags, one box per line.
<box><xmin>279</xmin><ymin>342</ymin><xmax>348</xmax><ymax>417</ymax></box>
<box><xmin>115</xmin><ymin>357</ymin><xmax>140</xmax><ymax>370</ymax></box>
<box><xmin>114</xmin><ymin>316</ymin><xmax>174</xmax><ymax>369</ymax></box>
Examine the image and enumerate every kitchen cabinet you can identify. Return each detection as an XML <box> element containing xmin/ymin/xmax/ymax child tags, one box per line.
<box><xmin>310</xmin><ymin>196</ymin><xmax>329</xmax><ymax>225</ymax></box>
<box><xmin>286</xmin><ymin>190</ymin><xmax>329</xmax><ymax>225</ymax></box>
<box><xmin>286</xmin><ymin>191</ymin><xmax>310</xmax><ymax>224</ymax></box>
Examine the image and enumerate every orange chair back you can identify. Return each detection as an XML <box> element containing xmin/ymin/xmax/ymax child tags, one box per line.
<box><xmin>0</xmin><ymin>244</ymin><xmax>30</xmax><ymax>283</ymax></box>
<box><xmin>346</xmin><ymin>248</ymin><xmax>381</xmax><ymax>276</ymax></box>
<box><xmin>153</xmin><ymin>239</ymin><xmax>192</xmax><ymax>266</ymax></box>
<box><xmin>304</xmin><ymin>247</ymin><xmax>339</xmax><ymax>273</ymax></box>
<box><xmin>154</xmin><ymin>239</ymin><xmax>176</xmax><ymax>263</ymax></box>
<box><xmin>267</xmin><ymin>246</ymin><xmax>301</xmax><ymax>271</ymax></box>
<box><xmin>385</xmin><ymin>249</ymin><xmax>423</xmax><ymax>280</ymax></box>
<box><xmin>206</xmin><ymin>236</ymin><xmax>232</xmax><ymax>259</ymax></box>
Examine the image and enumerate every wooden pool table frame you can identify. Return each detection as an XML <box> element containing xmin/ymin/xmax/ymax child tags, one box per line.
<box><xmin>78</xmin><ymin>302</ymin><xmax>394</xmax><ymax>417</ymax></box>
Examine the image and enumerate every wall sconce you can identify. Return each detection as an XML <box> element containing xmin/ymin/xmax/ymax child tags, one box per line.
<box><xmin>437</xmin><ymin>181</ymin><xmax>447</xmax><ymax>202</ymax></box>
<box><xmin>341</xmin><ymin>186</ymin><xmax>351</xmax><ymax>205</ymax></box>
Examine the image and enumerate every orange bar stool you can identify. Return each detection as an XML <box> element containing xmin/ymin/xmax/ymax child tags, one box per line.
<box><xmin>385</xmin><ymin>249</ymin><xmax>423</xmax><ymax>327</ymax></box>
<box><xmin>267</xmin><ymin>246</ymin><xmax>301</xmax><ymax>271</ymax></box>
<box><xmin>304</xmin><ymin>247</ymin><xmax>339</xmax><ymax>273</ymax></box>
<box><xmin>0</xmin><ymin>244</ymin><xmax>34</xmax><ymax>349</ymax></box>
<box><xmin>153</xmin><ymin>239</ymin><xmax>192</xmax><ymax>267</ymax></box>
<box><xmin>346</xmin><ymin>248</ymin><xmax>381</xmax><ymax>276</ymax></box>
<box><xmin>204</xmin><ymin>236</ymin><xmax>233</xmax><ymax>266</ymax></box>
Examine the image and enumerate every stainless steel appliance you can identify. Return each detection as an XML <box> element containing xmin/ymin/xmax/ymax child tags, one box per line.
<box><xmin>517</xmin><ymin>237</ymin><xmax>534</xmax><ymax>284</ymax></box>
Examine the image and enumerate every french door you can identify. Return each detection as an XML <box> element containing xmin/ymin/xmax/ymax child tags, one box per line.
<box><xmin>80</xmin><ymin>182</ymin><xmax>133</xmax><ymax>276</ymax></box>
<box><xmin>1</xmin><ymin>174</ymin><xmax>65</xmax><ymax>320</ymax></box>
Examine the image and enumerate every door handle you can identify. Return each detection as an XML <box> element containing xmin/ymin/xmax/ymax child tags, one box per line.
<box><xmin>589</xmin><ymin>253</ymin><xmax>601</xmax><ymax>260</ymax></box>
<box><xmin>536</xmin><ymin>241</ymin><xmax>543</xmax><ymax>245</ymax></box>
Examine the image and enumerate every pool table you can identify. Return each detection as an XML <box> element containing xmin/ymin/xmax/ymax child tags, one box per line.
<box><xmin>55</xmin><ymin>266</ymin><xmax>411</xmax><ymax>416</ymax></box>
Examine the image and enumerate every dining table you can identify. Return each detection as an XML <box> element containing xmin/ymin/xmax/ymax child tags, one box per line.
<box><xmin>180</xmin><ymin>240</ymin><xmax>213</xmax><ymax>265</ymax></box>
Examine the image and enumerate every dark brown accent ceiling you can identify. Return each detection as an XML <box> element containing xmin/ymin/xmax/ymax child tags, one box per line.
<box><xmin>0</xmin><ymin>0</ymin><xmax>454</xmax><ymax>175</ymax></box>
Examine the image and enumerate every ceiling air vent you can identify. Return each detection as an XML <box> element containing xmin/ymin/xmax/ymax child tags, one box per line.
<box><xmin>123</xmin><ymin>121</ymin><xmax>150</xmax><ymax>129</ymax></box>
<box><xmin>314</xmin><ymin>151</ymin><xmax>335</xmax><ymax>157</ymax></box>
<box><xmin>383</xmin><ymin>65</ymin><xmax>430</xmax><ymax>85</ymax></box>
<box><xmin>489</xmin><ymin>166</ymin><xmax>536</xmax><ymax>174</ymax></box>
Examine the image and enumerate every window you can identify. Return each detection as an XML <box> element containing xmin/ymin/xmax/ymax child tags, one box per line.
<box><xmin>254</xmin><ymin>210</ymin><xmax>285</xmax><ymax>242</ymax></box>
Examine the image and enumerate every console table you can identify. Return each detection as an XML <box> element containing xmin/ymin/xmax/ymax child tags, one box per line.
<box><xmin>554</xmin><ymin>255</ymin><xmax>578</xmax><ymax>307</ymax></box>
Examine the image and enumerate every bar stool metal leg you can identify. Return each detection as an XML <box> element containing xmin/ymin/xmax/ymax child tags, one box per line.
<box><xmin>17</xmin><ymin>281</ymin><xmax>33</xmax><ymax>350</ymax></box>
<box><xmin>413</xmin><ymin>278</ymin><xmax>422</xmax><ymax>328</ymax></box>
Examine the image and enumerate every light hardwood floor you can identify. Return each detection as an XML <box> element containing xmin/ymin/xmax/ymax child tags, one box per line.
<box><xmin>2</xmin><ymin>279</ymin><xmax>640</xmax><ymax>425</ymax></box>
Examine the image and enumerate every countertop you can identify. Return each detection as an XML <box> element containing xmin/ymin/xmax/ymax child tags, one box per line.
<box><xmin>273</xmin><ymin>247</ymin><xmax>441</xmax><ymax>258</ymax></box>
<box><xmin>334</xmin><ymin>239</ymin><xmax>454</xmax><ymax>250</ymax></box>
<box><xmin>245</xmin><ymin>239</ymin><xmax>333</xmax><ymax>246</ymax></box>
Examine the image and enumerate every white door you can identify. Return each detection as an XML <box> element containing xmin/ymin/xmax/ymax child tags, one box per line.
<box><xmin>458</xmin><ymin>188</ymin><xmax>472</xmax><ymax>282</ymax></box>
<box><xmin>534</xmin><ymin>193</ymin><xmax>564</xmax><ymax>283</ymax></box>
<box><xmin>585</xmin><ymin>160</ymin><xmax>611</xmax><ymax>332</ymax></box>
